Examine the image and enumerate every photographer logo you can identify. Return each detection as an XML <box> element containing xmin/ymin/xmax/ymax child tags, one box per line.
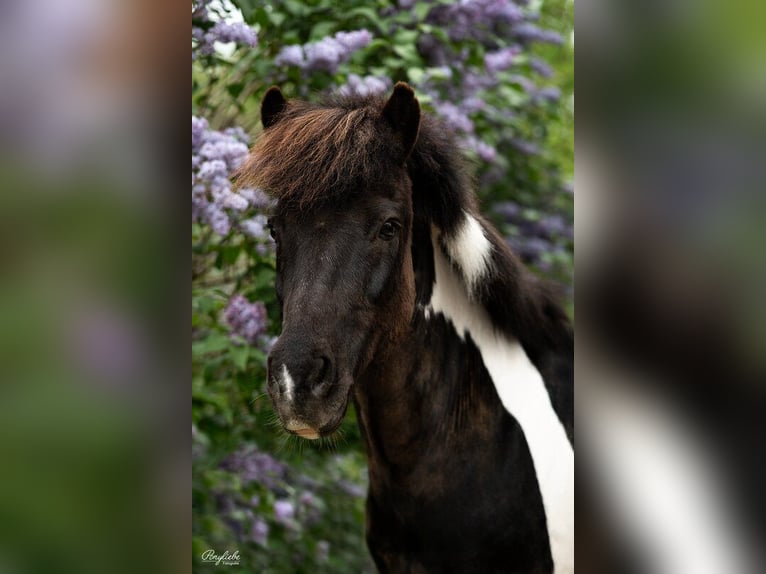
<box><xmin>201</xmin><ymin>549</ymin><xmax>240</xmax><ymax>567</ymax></box>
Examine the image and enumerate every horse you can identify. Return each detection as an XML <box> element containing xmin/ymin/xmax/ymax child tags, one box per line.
<box><xmin>237</xmin><ymin>83</ymin><xmax>574</xmax><ymax>574</ymax></box>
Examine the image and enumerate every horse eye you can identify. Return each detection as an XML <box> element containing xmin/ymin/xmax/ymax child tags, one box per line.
<box><xmin>266</xmin><ymin>219</ymin><xmax>277</xmax><ymax>241</ymax></box>
<box><xmin>379</xmin><ymin>219</ymin><xmax>400</xmax><ymax>241</ymax></box>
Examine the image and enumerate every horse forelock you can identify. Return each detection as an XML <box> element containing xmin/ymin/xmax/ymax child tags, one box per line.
<box><xmin>236</xmin><ymin>97</ymin><xmax>399</xmax><ymax>209</ymax></box>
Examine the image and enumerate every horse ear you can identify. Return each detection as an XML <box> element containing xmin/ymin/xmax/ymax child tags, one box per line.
<box><xmin>382</xmin><ymin>82</ymin><xmax>420</xmax><ymax>160</ymax></box>
<box><xmin>261</xmin><ymin>86</ymin><xmax>287</xmax><ymax>129</ymax></box>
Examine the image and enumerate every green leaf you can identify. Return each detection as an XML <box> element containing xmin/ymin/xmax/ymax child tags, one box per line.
<box><xmin>268</xmin><ymin>10</ymin><xmax>286</xmax><ymax>27</ymax></box>
<box><xmin>393</xmin><ymin>44</ymin><xmax>419</xmax><ymax>63</ymax></box>
<box><xmin>414</xmin><ymin>2</ymin><xmax>432</xmax><ymax>21</ymax></box>
<box><xmin>394</xmin><ymin>29</ymin><xmax>419</xmax><ymax>46</ymax></box>
<box><xmin>344</xmin><ymin>7</ymin><xmax>385</xmax><ymax>32</ymax></box>
<box><xmin>226</xmin><ymin>82</ymin><xmax>245</xmax><ymax>99</ymax></box>
<box><xmin>192</xmin><ymin>332</ymin><xmax>231</xmax><ymax>356</ymax></box>
<box><xmin>230</xmin><ymin>345</ymin><xmax>249</xmax><ymax>371</ymax></box>
<box><xmin>310</xmin><ymin>21</ymin><xmax>336</xmax><ymax>42</ymax></box>
<box><xmin>407</xmin><ymin>67</ymin><xmax>425</xmax><ymax>84</ymax></box>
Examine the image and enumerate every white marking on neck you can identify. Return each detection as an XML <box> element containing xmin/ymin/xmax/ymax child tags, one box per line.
<box><xmin>441</xmin><ymin>211</ymin><xmax>493</xmax><ymax>297</ymax></box>
<box><xmin>427</xmin><ymin>226</ymin><xmax>574</xmax><ymax>574</ymax></box>
<box><xmin>280</xmin><ymin>364</ymin><xmax>295</xmax><ymax>401</ymax></box>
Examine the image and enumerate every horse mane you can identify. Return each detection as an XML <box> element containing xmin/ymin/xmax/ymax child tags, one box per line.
<box><xmin>235</xmin><ymin>94</ymin><xmax>401</xmax><ymax>207</ymax></box>
<box><xmin>237</xmin><ymin>92</ymin><xmax>572</xmax><ymax>368</ymax></box>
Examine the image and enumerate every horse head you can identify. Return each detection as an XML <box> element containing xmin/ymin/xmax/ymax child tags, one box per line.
<box><xmin>244</xmin><ymin>84</ymin><xmax>421</xmax><ymax>439</ymax></box>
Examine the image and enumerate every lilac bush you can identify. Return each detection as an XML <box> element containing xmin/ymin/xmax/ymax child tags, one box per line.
<box><xmin>192</xmin><ymin>0</ymin><xmax>258</xmax><ymax>58</ymax></box>
<box><xmin>191</xmin><ymin>116</ymin><xmax>251</xmax><ymax>236</ymax></box>
<box><xmin>276</xmin><ymin>29</ymin><xmax>372</xmax><ymax>74</ymax></box>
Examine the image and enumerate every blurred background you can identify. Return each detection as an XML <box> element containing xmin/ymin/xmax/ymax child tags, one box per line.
<box><xmin>192</xmin><ymin>0</ymin><xmax>573</xmax><ymax>572</ymax></box>
<box><xmin>576</xmin><ymin>0</ymin><xmax>766</xmax><ymax>572</ymax></box>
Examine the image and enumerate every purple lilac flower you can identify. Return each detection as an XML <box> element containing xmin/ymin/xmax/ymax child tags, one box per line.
<box><xmin>495</xmin><ymin>201</ymin><xmax>572</xmax><ymax>271</ymax></box>
<box><xmin>338</xmin><ymin>74</ymin><xmax>391</xmax><ymax>98</ymax></box>
<box><xmin>192</xmin><ymin>116</ymin><xmax>208</xmax><ymax>148</ymax></box>
<box><xmin>223</xmin><ymin>447</ymin><xmax>287</xmax><ymax>489</ymax></box>
<box><xmin>429</xmin><ymin>0</ymin><xmax>523</xmax><ymax>42</ymax></box>
<box><xmin>223</xmin><ymin>125</ymin><xmax>249</xmax><ymax>143</ymax></box>
<box><xmin>493</xmin><ymin>201</ymin><xmax>521</xmax><ymax>221</ymax></box>
<box><xmin>240</xmin><ymin>214</ymin><xmax>269</xmax><ymax>240</ymax></box>
<box><xmin>530</xmin><ymin>57</ymin><xmax>554</xmax><ymax>78</ymax></box>
<box><xmin>192</xmin><ymin>4</ymin><xmax>258</xmax><ymax>57</ymax></box>
<box><xmin>273</xmin><ymin>500</ymin><xmax>295</xmax><ymax>526</ymax></box>
<box><xmin>465</xmin><ymin>136</ymin><xmax>497</xmax><ymax>162</ymax></box>
<box><xmin>334</xmin><ymin>30</ymin><xmax>373</xmax><ymax>52</ymax></box>
<box><xmin>484</xmin><ymin>47</ymin><xmax>518</xmax><ymax>73</ymax></box>
<box><xmin>462</xmin><ymin>97</ymin><xmax>485</xmax><ymax>113</ymax></box>
<box><xmin>291</xmin><ymin>29</ymin><xmax>372</xmax><ymax>74</ymax></box>
<box><xmin>511</xmin><ymin>23</ymin><xmax>563</xmax><ymax>45</ymax></box>
<box><xmin>208</xmin><ymin>21</ymin><xmax>258</xmax><ymax>47</ymax></box>
<box><xmin>298</xmin><ymin>491</ymin><xmax>323</xmax><ymax>525</ymax></box>
<box><xmin>192</xmin><ymin>116</ymin><xmax>255</xmax><ymax>236</ymax></box>
<box><xmin>507</xmin><ymin>236</ymin><xmax>551</xmax><ymax>262</ymax></box>
<box><xmin>237</xmin><ymin>188</ymin><xmax>271</xmax><ymax>209</ymax></box>
<box><xmin>434</xmin><ymin>101</ymin><xmax>474</xmax><ymax>133</ymax></box>
<box><xmin>510</xmin><ymin>137</ymin><xmax>540</xmax><ymax>156</ymax></box>
<box><xmin>535</xmin><ymin>215</ymin><xmax>564</xmax><ymax>238</ymax></box>
<box><xmin>207</xmin><ymin>205</ymin><xmax>231</xmax><ymax>236</ymax></box>
<box><xmin>304</xmin><ymin>38</ymin><xmax>343</xmax><ymax>73</ymax></box>
<box><xmin>533</xmin><ymin>86</ymin><xmax>561</xmax><ymax>104</ymax></box>
<box><xmin>224</xmin><ymin>295</ymin><xmax>268</xmax><ymax>345</ymax></box>
<box><xmin>251</xmin><ymin>518</ymin><xmax>269</xmax><ymax>547</ymax></box>
<box><xmin>275</xmin><ymin>45</ymin><xmax>305</xmax><ymax>67</ymax></box>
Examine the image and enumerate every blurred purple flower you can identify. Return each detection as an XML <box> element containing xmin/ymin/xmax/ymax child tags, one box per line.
<box><xmin>534</xmin><ymin>86</ymin><xmax>561</xmax><ymax>103</ymax></box>
<box><xmin>240</xmin><ymin>214</ymin><xmax>269</xmax><ymax>240</ymax></box>
<box><xmin>338</xmin><ymin>74</ymin><xmax>391</xmax><ymax>98</ymax></box>
<box><xmin>275</xmin><ymin>45</ymin><xmax>305</xmax><ymax>67</ymax></box>
<box><xmin>335</xmin><ymin>30</ymin><xmax>373</xmax><ymax>51</ymax></box>
<box><xmin>493</xmin><ymin>201</ymin><xmax>521</xmax><ymax>221</ymax></box>
<box><xmin>192</xmin><ymin>116</ymin><xmax>254</xmax><ymax>236</ymax></box>
<box><xmin>289</xmin><ymin>29</ymin><xmax>372</xmax><ymax>74</ymax></box>
<box><xmin>512</xmin><ymin>23</ymin><xmax>563</xmax><ymax>45</ymax></box>
<box><xmin>434</xmin><ymin>101</ymin><xmax>474</xmax><ymax>133</ymax></box>
<box><xmin>238</xmin><ymin>188</ymin><xmax>271</xmax><ymax>209</ymax></box>
<box><xmin>510</xmin><ymin>138</ymin><xmax>540</xmax><ymax>156</ymax></box>
<box><xmin>223</xmin><ymin>446</ymin><xmax>287</xmax><ymax>489</ymax></box>
<box><xmin>485</xmin><ymin>47</ymin><xmax>517</xmax><ymax>73</ymax></box>
<box><xmin>530</xmin><ymin>57</ymin><xmax>554</xmax><ymax>78</ymax></box>
<box><xmin>304</xmin><ymin>38</ymin><xmax>343</xmax><ymax>73</ymax></box>
<box><xmin>273</xmin><ymin>500</ymin><xmax>295</xmax><ymax>525</ymax></box>
<box><xmin>251</xmin><ymin>518</ymin><xmax>269</xmax><ymax>547</ymax></box>
<box><xmin>192</xmin><ymin>9</ymin><xmax>258</xmax><ymax>57</ymax></box>
<box><xmin>208</xmin><ymin>21</ymin><xmax>258</xmax><ymax>47</ymax></box>
<box><xmin>192</xmin><ymin>116</ymin><xmax>208</xmax><ymax>148</ymax></box>
<box><xmin>224</xmin><ymin>295</ymin><xmax>267</xmax><ymax>345</ymax></box>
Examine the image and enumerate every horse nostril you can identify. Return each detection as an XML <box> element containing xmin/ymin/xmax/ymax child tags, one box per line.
<box><xmin>317</xmin><ymin>356</ymin><xmax>331</xmax><ymax>382</ymax></box>
<box><xmin>311</xmin><ymin>355</ymin><xmax>333</xmax><ymax>395</ymax></box>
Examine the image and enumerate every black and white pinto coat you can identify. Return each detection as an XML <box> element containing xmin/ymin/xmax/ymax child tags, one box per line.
<box><xmin>353</xmin><ymin>114</ymin><xmax>574</xmax><ymax>574</ymax></box>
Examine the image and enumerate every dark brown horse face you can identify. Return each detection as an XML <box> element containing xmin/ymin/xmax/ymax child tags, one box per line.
<box><xmin>267</xmin><ymin>188</ymin><xmax>415</xmax><ymax>439</ymax></box>
<box><xmin>251</xmin><ymin>83</ymin><xmax>422</xmax><ymax>439</ymax></box>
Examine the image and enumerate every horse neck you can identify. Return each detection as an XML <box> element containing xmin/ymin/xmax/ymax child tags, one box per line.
<box><xmin>352</xmin><ymin>214</ymin><xmax>508</xmax><ymax>475</ymax></box>
<box><xmin>352</xmin><ymin>311</ymin><xmax>506</xmax><ymax>474</ymax></box>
